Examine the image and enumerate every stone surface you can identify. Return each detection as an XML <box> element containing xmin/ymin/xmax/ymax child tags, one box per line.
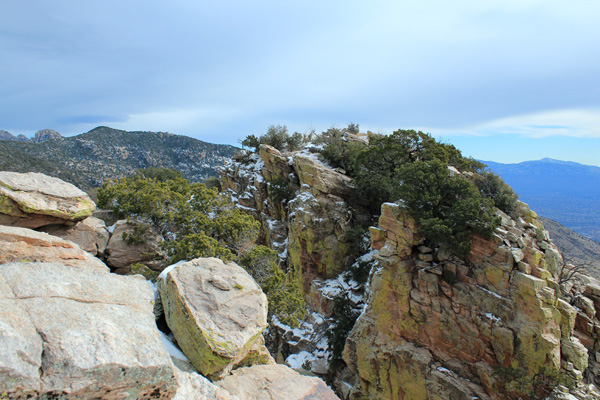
<box><xmin>173</xmin><ymin>368</ymin><xmax>239</xmax><ymax>400</ymax></box>
<box><xmin>105</xmin><ymin>219</ymin><xmax>166</xmax><ymax>271</ymax></box>
<box><xmin>0</xmin><ymin>171</ymin><xmax>95</xmax><ymax>228</ymax></box>
<box><xmin>292</xmin><ymin>154</ymin><xmax>352</xmax><ymax>198</ymax></box>
<box><xmin>39</xmin><ymin>216</ymin><xmax>110</xmax><ymax>257</ymax></box>
<box><xmin>216</xmin><ymin>364</ymin><xmax>340</xmax><ymax>400</ymax></box>
<box><xmin>287</xmin><ymin>189</ymin><xmax>353</xmax><ymax>294</ymax></box>
<box><xmin>0</xmin><ymin>225</ymin><xmax>108</xmax><ymax>271</ymax></box>
<box><xmin>343</xmin><ymin>200</ymin><xmax>570</xmax><ymax>399</ymax></box>
<box><xmin>158</xmin><ymin>258</ymin><xmax>269</xmax><ymax>379</ymax></box>
<box><xmin>0</xmin><ymin>261</ymin><xmax>177</xmax><ymax>399</ymax></box>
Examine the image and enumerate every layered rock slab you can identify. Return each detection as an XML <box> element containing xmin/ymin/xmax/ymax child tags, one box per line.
<box><xmin>0</xmin><ymin>225</ymin><xmax>108</xmax><ymax>271</ymax></box>
<box><xmin>216</xmin><ymin>364</ymin><xmax>340</xmax><ymax>400</ymax></box>
<box><xmin>0</xmin><ymin>261</ymin><xmax>177</xmax><ymax>399</ymax></box>
<box><xmin>39</xmin><ymin>216</ymin><xmax>110</xmax><ymax>257</ymax></box>
<box><xmin>0</xmin><ymin>171</ymin><xmax>95</xmax><ymax>228</ymax></box>
<box><xmin>158</xmin><ymin>258</ymin><xmax>269</xmax><ymax>379</ymax></box>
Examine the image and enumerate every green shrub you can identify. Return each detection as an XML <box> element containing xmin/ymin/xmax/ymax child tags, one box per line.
<box><xmin>268</xmin><ymin>177</ymin><xmax>294</xmax><ymax>205</ymax></box>
<box><xmin>238</xmin><ymin>245</ymin><xmax>306</xmax><ymax>327</ymax></box>
<box><xmin>326</xmin><ymin>294</ymin><xmax>360</xmax><ymax>365</ymax></box>
<box><xmin>241</xmin><ymin>125</ymin><xmax>312</xmax><ymax>153</ymax></box>
<box><xmin>474</xmin><ymin>171</ymin><xmax>519</xmax><ymax>217</ymax></box>
<box><xmin>97</xmin><ymin>168</ymin><xmax>259</xmax><ymax>264</ymax></box>
<box><xmin>121</xmin><ymin>220</ymin><xmax>149</xmax><ymax>245</ymax></box>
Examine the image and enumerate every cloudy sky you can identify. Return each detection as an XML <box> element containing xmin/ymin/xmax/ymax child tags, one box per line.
<box><xmin>1</xmin><ymin>1</ymin><xmax>599</xmax><ymax>165</ymax></box>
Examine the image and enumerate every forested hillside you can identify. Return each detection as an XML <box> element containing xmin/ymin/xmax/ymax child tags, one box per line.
<box><xmin>0</xmin><ymin>126</ymin><xmax>237</xmax><ymax>191</ymax></box>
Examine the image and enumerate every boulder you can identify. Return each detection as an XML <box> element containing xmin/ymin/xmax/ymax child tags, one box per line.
<box><xmin>105</xmin><ymin>219</ymin><xmax>166</xmax><ymax>272</ymax></box>
<box><xmin>39</xmin><ymin>216</ymin><xmax>110</xmax><ymax>257</ymax></box>
<box><xmin>259</xmin><ymin>144</ymin><xmax>293</xmax><ymax>181</ymax></box>
<box><xmin>0</xmin><ymin>171</ymin><xmax>95</xmax><ymax>228</ymax></box>
<box><xmin>216</xmin><ymin>364</ymin><xmax>340</xmax><ymax>400</ymax></box>
<box><xmin>292</xmin><ymin>154</ymin><xmax>352</xmax><ymax>198</ymax></box>
<box><xmin>158</xmin><ymin>258</ymin><xmax>269</xmax><ymax>379</ymax></box>
<box><xmin>0</xmin><ymin>225</ymin><xmax>108</xmax><ymax>271</ymax></box>
<box><xmin>0</xmin><ymin>262</ymin><xmax>177</xmax><ymax>398</ymax></box>
<box><xmin>173</xmin><ymin>368</ymin><xmax>239</xmax><ymax>400</ymax></box>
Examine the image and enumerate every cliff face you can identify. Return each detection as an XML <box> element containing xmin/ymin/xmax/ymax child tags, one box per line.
<box><xmin>222</xmin><ymin>144</ymin><xmax>600</xmax><ymax>400</ymax></box>
<box><xmin>222</xmin><ymin>145</ymin><xmax>356</xmax><ymax>303</ymax></box>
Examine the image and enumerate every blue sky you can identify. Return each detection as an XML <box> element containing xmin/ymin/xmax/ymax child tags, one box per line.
<box><xmin>1</xmin><ymin>1</ymin><xmax>599</xmax><ymax>165</ymax></box>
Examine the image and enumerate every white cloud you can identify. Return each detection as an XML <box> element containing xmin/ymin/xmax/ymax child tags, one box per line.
<box><xmin>418</xmin><ymin>108</ymin><xmax>600</xmax><ymax>139</ymax></box>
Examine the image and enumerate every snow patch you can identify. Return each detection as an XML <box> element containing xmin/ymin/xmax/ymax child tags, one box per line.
<box><xmin>158</xmin><ymin>260</ymin><xmax>187</xmax><ymax>283</ymax></box>
<box><xmin>159</xmin><ymin>331</ymin><xmax>189</xmax><ymax>361</ymax></box>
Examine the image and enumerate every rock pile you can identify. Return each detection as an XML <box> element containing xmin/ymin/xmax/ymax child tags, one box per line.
<box><xmin>0</xmin><ymin>171</ymin><xmax>339</xmax><ymax>400</ymax></box>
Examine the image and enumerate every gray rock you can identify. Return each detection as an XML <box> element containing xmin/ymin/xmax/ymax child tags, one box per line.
<box><xmin>0</xmin><ymin>225</ymin><xmax>108</xmax><ymax>271</ymax></box>
<box><xmin>0</xmin><ymin>171</ymin><xmax>94</xmax><ymax>228</ymax></box>
<box><xmin>0</xmin><ymin>261</ymin><xmax>177</xmax><ymax>398</ymax></box>
<box><xmin>39</xmin><ymin>216</ymin><xmax>110</xmax><ymax>257</ymax></box>
<box><xmin>105</xmin><ymin>219</ymin><xmax>166</xmax><ymax>271</ymax></box>
<box><xmin>158</xmin><ymin>258</ymin><xmax>269</xmax><ymax>379</ymax></box>
<box><xmin>216</xmin><ymin>364</ymin><xmax>340</xmax><ymax>400</ymax></box>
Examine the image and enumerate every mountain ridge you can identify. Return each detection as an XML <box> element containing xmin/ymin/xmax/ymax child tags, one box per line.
<box><xmin>0</xmin><ymin>126</ymin><xmax>238</xmax><ymax>191</ymax></box>
<box><xmin>483</xmin><ymin>157</ymin><xmax>600</xmax><ymax>242</ymax></box>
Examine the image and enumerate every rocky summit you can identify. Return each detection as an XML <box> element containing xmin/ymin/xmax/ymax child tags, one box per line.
<box><xmin>1</xmin><ymin>127</ymin><xmax>600</xmax><ymax>400</ymax></box>
<box><xmin>221</xmin><ymin>137</ymin><xmax>600</xmax><ymax>400</ymax></box>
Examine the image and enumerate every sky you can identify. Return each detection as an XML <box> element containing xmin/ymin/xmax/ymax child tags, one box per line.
<box><xmin>1</xmin><ymin>1</ymin><xmax>599</xmax><ymax>166</ymax></box>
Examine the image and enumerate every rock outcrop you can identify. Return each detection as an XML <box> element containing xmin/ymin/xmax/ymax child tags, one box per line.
<box><xmin>32</xmin><ymin>129</ymin><xmax>62</xmax><ymax>143</ymax></box>
<box><xmin>0</xmin><ymin>225</ymin><xmax>108</xmax><ymax>271</ymax></box>
<box><xmin>216</xmin><ymin>364</ymin><xmax>340</xmax><ymax>400</ymax></box>
<box><xmin>39</xmin><ymin>216</ymin><xmax>110</xmax><ymax>257</ymax></box>
<box><xmin>0</xmin><ymin>171</ymin><xmax>95</xmax><ymax>228</ymax></box>
<box><xmin>341</xmin><ymin>203</ymin><xmax>592</xmax><ymax>399</ymax></box>
<box><xmin>222</xmin><ymin>148</ymin><xmax>357</xmax><ymax>298</ymax></box>
<box><xmin>0</xmin><ymin>261</ymin><xmax>177</xmax><ymax>398</ymax></box>
<box><xmin>158</xmin><ymin>258</ymin><xmax>270</xmax><ymax>379</ymax></box>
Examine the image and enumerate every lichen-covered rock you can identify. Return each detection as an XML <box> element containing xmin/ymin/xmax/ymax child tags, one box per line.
<box><xmin>292</xmin><ymin>154</ymin><xmax>352</xmax><ymax>198</ymax></box>
<box><xmin>39</xmin><ymin>216</ymin><xmax>110</xmax><ymax>257</ymax></box>
<box><xmin>158</xmin><ymin>258</ymin><xmax>269</xmax><ymax>379</ymax></box>
<box><xmin>0</xmin><ymin>262</ymin><xmax>177</xmax><ymax>399</ymax></box>
<box><xmin>287</xmin><ymin>189</ymin><xmax>353</xmax><ymax>294</ymax></box>
<box><xmin>259</xmin><ymin>144</ymin><xmax>293</xmax><ymax>182</ymax></box>
<box><xmin>0</xmin><ymin>171</ymin><xmax>95</xmax><ymax>228</ymax></box>
<box><xmin>216</xmin><ymin>364</ymin><xmax>340</xmax><ymax>400</ymax></box>
<box><xmin>105</xmin><ymin>219</ymin><xmax>166</xmax><ymax>272</ymax></box>
<box><xmin>0</xmin><ymin>225</ymin><xmax>108</xmax><ymax>271</ymax></box>
<box><xmin>343</xmin><ymin>201</ymin><xmax>574</xmax><ymax>399</ymax></box>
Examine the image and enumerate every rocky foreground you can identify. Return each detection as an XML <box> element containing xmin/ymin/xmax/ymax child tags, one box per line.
<box><xmin>0</xmin><ymin>171</ymin><xmax>339</xmax><ymax>399</ymax></box>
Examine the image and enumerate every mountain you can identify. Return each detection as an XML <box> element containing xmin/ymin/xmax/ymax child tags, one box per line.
<box><xmin>484</xmin><ymin>158</ymin><xmax>600</xmax><ymax>242</ymax></box>
<box><xmin>541</xmin><ymin>216</ymin><xmax>600</xmax><ymax>278</ymax></box>
<box><xmin>0</xmin><ymin>126</ymin><xmax>238</xmax><ymax>191</ymax></box>
<box><xmin>0</xmin><ymin>128</ymin><xmax>62</xmax><ymax>142</ymax></box>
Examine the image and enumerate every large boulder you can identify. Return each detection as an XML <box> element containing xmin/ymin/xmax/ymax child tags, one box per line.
<box><xmin>292</xmin><ymin>154</ymin><xmax>352</xmax><ymax>198</ymax></box>
<box><xmin>0</xmin><ymin>261</ymin><xmax>177</xmax><ymax>399</ymax></box>
<box><xmin>0</xmin><ymin>225</ymin><xmax>108</xmax><ymax>271</ymax></box>
<box><xmin>158</xmin><ymin>258</ymin><xmax>269</xmax><ymax>379</ymax></box>
<box><xmin>216</xmin><ymin>364</ymin><xmax>340</xmax><ymax>400</ymax></box>
<box><xmin>105</xmin><ymin>219</ymin><xmax>166</xmax><ymax>272</ymax></box>
<box><xmin>0</xmin><ymin>171</ymin><xmax>95</xmax><ymax>228</ymax></box>
<box><xmin>39</xmin><ymin>216</ymin><xmax>110</xmax><ymax>257</ymax></box>
<box><xmin>173</xmin><ymin>368</ymin><xmax>239</xmax><ymax>400</ymax></box>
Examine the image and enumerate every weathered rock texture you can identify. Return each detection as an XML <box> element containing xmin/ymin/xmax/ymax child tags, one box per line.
<box><xmin>342</xmin><ymin>203</ymin><xmax>590</xmax><ymax>399</ymax></box>
<box><xmin>216</xmin><ymin>364</ymin><xmax>340</xmax><ymax>400</ymax></box>
<box><xmin>105</xmin><ymin>219</ymin><xmax>166</xmax><ymax>272</ymax></box>
<box><xmin>173</xmin><ymin>368</ymin><xmax>239</xmax><ymax>400</ymax></box>
<box><xmin>0</xmin><ymin>261</ymin><xmax>177</xmax><ymax>399</ymax></box>
<box><xmin>222</xmin><ymin>148</ymin><xmax>356</xmax><ymax>300</ymax></box>
<box><xmin>158</xmin><ymin>258</ymin><xmax>270</xmax><ymax>379</ymax></box>
<box><xmin>39</xmin><ymin>216</ymin><xmax>110</xmax><ymax>257</ymax></box>
<box><xmin>0</xmin><ymin>171</ymin><xmax>95</xmax><ymax>228</ymax></box>
<box><xmin>0</xmin><ymin>225</ymin><xmax>108</xmax><ymax>271</ymax></box>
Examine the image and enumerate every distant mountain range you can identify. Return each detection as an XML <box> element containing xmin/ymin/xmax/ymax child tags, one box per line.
<box><xmin>483</xmin><ymin>158</ymin><xmax>600</xmax><ymax>242</ymax></box>
<box><xmin>0</xmin><ymin>126</ymin><xmax>237</xmax><ymax>191</ymax></box>
<box><xmin>0</xmin><ymin>128</ymin><xmax>63</xmax><ymax>143</ymax></box>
